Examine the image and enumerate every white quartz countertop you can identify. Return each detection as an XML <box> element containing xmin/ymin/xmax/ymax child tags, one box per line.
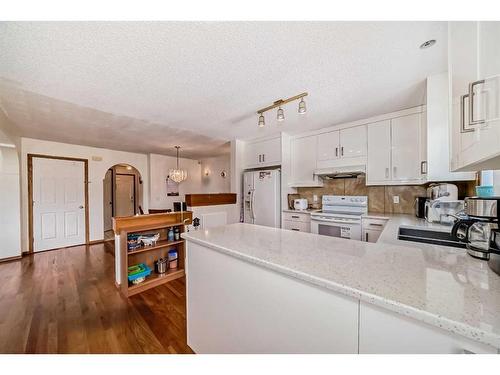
<box><xmin>182</xmin><ymin>219</ymin><xmax>500</xmax><ymax>349</ymax></box>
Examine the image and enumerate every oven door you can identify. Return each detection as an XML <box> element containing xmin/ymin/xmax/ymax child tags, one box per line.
<box><xmin>310</xmin><ymin>217</ymin><xmax>362</xmax><ymax>241</ymax></box>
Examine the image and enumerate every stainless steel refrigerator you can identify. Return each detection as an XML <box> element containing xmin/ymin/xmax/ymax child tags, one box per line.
<box><xmin>243</xmin><ymin>169</ymin><xmax>281</xmax><ymax>228</ymax></box>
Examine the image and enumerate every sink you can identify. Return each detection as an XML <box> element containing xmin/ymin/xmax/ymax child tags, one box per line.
<box><xmin>397</xmin><ymin>227</ymin><xmax>466</xmax><ymax>249</ymax></box>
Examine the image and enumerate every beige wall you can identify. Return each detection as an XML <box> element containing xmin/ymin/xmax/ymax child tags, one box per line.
<box><xmin>200</xmin><ymin>155</ymin><xmax>231</xmax><ymax>193</ymax></box>
<box><xmin>20</xmin><ymin>138</ymin><xmax>150</xmax><ymax>248</ymax></box>
<box><xmin>296</xmin><ymin>176</ymin><xmax>476</xmax><ymax>214</ymax></box>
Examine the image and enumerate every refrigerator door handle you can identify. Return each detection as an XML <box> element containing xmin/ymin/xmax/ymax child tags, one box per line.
<box><xmin>250</xmin><ymin>189</ymin><xmax>256</xmax><ymax>221</ymax></box>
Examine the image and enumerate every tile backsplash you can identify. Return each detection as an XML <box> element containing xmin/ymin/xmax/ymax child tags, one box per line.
<box><xmin>296</xmin><ymin>176</ymin><xmax>477</xmax><ymax>214</ymax></box>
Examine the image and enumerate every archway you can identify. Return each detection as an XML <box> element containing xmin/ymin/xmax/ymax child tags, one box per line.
<box><xmin>103</xmin><ymin>163</ymin><xmax>143</xmax><ymax>240</ymax></box>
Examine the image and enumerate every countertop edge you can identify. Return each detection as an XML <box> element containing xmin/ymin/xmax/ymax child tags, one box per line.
<box><xmin>182</xmin><ymin>232</ymin><xmax>500</xmax><ymax>350</ymax></box>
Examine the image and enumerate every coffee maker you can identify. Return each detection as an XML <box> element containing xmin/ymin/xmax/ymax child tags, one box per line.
<box><xmin>451</xmin><ymin>196</ymin><xmax>500</xmax><ymax>276</ymax></box>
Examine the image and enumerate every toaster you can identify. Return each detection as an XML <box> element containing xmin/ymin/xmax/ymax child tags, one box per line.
<box><xmin>294</xmin><ymin>199</ymin><xmax>308</xmax><ymax>210</ymax></box>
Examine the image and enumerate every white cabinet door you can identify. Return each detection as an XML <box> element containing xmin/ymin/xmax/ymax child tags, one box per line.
<box><xmin>259</xmin><ymin>137</ymin><xmax>281</xmax><ymax>166</ymax></box>
<box><xmin>290</xmin><ymin>135</ymin><xmax>319</xmax><ymax>186</ymax></box>
<box><xmin>317</xmin><ymin>131</ymin><xmax>339</xmax><ymax>161</ymax></box>
<box><xmin>449</xmin><ymin>22</ymin><xmax>481</xmax><ymax>170</ymax></box>
<box><xmin>366</xmin><ymin>120</ymin><xmax>391</xmax><ymax>184</ymax></box>
<box><xmin>244</xmin><ymin>142</ymin><xmax>259</xmax><ymax>168</ymax></box>
<box><xmin>362</xmin><ymin>228</ymin><xmax>381</xmax><ymax>243</ymax></box>
<box><xmin>359</xmin><ymin>301</ymin><xmax>497</xmax><ymax>354</ymax></box>
<box><xmin>340</xmin><ymin>125</ymin><xmax>367</xmax><ymax>159</ymax></box>
<box><xmin>391</xmin><ymin>113</ymin><xmax>423</xmax><ymax>182</ymax></box>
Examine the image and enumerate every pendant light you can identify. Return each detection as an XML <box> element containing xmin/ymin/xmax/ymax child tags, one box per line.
<box><xmin>277</xmin><ymin>106</ymin><xmax>285</xmax><ymax>122</ymax></box>
<box><xmin>169</xmin><ymin>146</ymin><xmax>188</xmax><ymax>183</ymax></box>
<box><xmin>298</xmin><ymin>97</ymin><xmax>306</xmax><ymax>114</ymax></box>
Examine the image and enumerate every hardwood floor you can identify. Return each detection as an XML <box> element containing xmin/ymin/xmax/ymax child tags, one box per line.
<box><xmin>0</xmin><ymin>242</ymin><xmax>193</xmax><ymax>354</ymax></box>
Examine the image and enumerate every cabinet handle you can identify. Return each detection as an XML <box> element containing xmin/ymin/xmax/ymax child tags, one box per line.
<box><xmin>365</xmin><ymin>232</ymin><xmax>369</xmax><ymax>242</ymax></box>
<box><xmin>385</xmin><ymin>167</ymin><xmax>389</xmax><ymax>179</ymax></box>
<box><xmin>420</xmin><ymin>161</ymin><xmax>427</xmax><ymax>175</ymax></box>
<box><xmin>291</xmin><ymin>228</ymin><xmax>300</xmax><ymax>231</ymax></box>
<box><xmin>291</xmin><ymin>215</ymin><xmax>300</xmax><ymax>219</ymax></box>
<box><xmin>258</xmin><ymin>154</ymin><xmax>261</xmax><ymax>163</ymax></box>
<box><xmin>369</xmin><ymin>223</ymin><xmax>383</xmax><ymax>227</ymax></box>
<box><xmin>468</xmin><ymin>79</ymin><xmax>485</xmax><ymax>126</ymax></box>
<box><xmin>335</xmin><ymin>147</ymin><xmax>338</xmax><ymax>157</ymax></box>
<box><xmin>393</xmin><ymin>166</ymin><xmax>397</xmax><ymax>178</ymax></box>
<box><xmin>263</xmin><ymin>154</ymin><xmax>265</xmax><ymax>162</ymax></box>
<box><xmin>460</xmin><ymin>93</ymin><xmax>474</xmax><ymax>133</ymax></box>
<box><xmin>341</xmin><ymin>146</ymin><xmax>344</xmax><ymax>156</ymax></box>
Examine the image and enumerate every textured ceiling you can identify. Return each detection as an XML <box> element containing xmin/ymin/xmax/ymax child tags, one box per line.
<box><xmin>0</xmin><ymin>21</ymin><xmax>447</xmax><ymax>158</ymax></box>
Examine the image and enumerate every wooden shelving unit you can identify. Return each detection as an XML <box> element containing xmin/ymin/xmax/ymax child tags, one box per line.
<box><xmin>113</xmin><ymin>212</ymin><xmax>193</xmax><ymax>297</ymax></box>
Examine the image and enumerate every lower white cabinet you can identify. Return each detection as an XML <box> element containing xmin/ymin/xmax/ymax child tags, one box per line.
<box><xmin>361</xmin><ymin>217</ymin><xmax>388</xmax><ymax>243</ymax></box>
<box><xmin>187</xmin><ymin>241</ymin><xmax>358</xmax><ymax>353</ymax></box>
<box><xmin>359</xmin><ymin>301</ymin><xmax>497</xmax><ymax>354</ymax></box>
<box><xmin>283</xmin><ymin>220</ymin><xmax>310</xmax><ymax>232</ymax></box>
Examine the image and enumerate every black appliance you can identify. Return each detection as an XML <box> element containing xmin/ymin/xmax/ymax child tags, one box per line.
<box><xmin>414</xmin><ymin>197</ymin><xmax>427</xmax><ymax>218</ymax></box>
<box><xmin>451</xmin><ymin>196</ymin><xmax>500</xmax><ymax>276</ymax></box>
<box><xmin>173</xmin><ymin>201</ymin><xmax>187</xmax><ymax>212</ymax></box>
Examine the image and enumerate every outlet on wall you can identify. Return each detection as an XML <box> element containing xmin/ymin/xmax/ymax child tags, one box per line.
<box><xmin>313</xmin><ymin>194</ymin><xmax>318</xmax><ymax>203</ymax></box>
<box><xmin>393</xmin><ymin>195</ymin><xmax>400</xmax><ymax>204</ymax></box>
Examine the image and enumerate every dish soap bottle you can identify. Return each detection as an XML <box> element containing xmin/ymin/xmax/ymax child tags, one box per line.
<box><xmin>167</xmin><ymin>227</ymin><xmax>174</xmax><ymax>241</ymax></box>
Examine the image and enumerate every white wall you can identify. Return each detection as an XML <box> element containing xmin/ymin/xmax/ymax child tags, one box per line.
<box><xmin>20</xmin><ymin>138</ymin><xmax>150</xmax><ymax>249</ymax></box>
<box><xmin>0</xmin><ymin>144</ymin><xmax>21</xmax><ymax>259</ymax></box>
<box><xmin>200</xmin><ymin>155</ymin><xmax>231</xmax><ymax>193</ymax></box>
<box><xmin>149</xmin><ymin>153</ymin><xmax>202</xmax><ymax>210</ymax></box>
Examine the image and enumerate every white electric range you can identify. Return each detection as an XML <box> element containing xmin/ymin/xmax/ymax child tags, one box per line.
<box><xmin>310</xmin><ymin>195</ymin><xmax>368</xmax><ymax>241</ymax></box>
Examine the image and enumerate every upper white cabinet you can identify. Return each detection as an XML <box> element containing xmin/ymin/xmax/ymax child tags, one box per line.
<box><xmin>316</xmin><ymin>126</ymin><xmax>367</xmax><ymax>169</ymax></box>
<box><xmin>391</xmin><ymin>113</ymin><xmax>425</xmax><ymax>183</ymax></box>
<box><xmin>289</xmin><ymin>135</ymin><xmax>323</xmax><ymax>187</ymax></box>
<box><xmin>244</xmin><ymin>136</ymin><xmax>281</xmax><ymax>169</ymax></box>
<box><xmin>367</xmin><ymin>113</ymin><xmax>426</xmax><ymax>185</ymax></box>
<box><xmin>449</xmin><ymin>21</ymin><xmax>500</xmax><ymax>171</ymax></box>
<box><xmin>340</xmin><ymin>126</ymin><xmax>367</xmax><ymax>159</ymax></box>
<box><xmin>366</xmin><ymin>120</ymin><xmax>392</xmax><ymax>184</ymax></box>
<box><xmin>317</xmin><ymin>131</ymin><xmax>340</xmax><ymax>162</ymax></box>
<box><xmin>426</xmin><ymin>72</ymin><xmax>476</xmax><ymax>181</ymax></box>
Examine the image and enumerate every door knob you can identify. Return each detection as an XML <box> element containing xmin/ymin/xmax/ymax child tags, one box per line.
<box><xmin>79</xmin><ymin>205</ymin><xmax>84</xmax><ymax>209</ymax></box>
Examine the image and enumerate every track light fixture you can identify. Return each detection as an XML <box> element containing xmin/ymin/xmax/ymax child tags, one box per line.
<box><xmin>256</xmin><ymin>92</ymin><xmax>308</xmax><ymax>127</ymax></box>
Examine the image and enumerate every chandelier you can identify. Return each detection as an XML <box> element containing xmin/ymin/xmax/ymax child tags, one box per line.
<box><xmin>169</xmin><ymin>146</ymin><xmax>188</xmax><ymax>183</ymax></box>
<box><xmin>257</xmin><ymin>92</ymin><xmax>308</xmax><ymax>127</ymax></box>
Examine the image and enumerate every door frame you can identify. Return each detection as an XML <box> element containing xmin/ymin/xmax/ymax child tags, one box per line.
<box><xmin>28</xmin><ymin>154</ymin><xmax>90</xmax><ymax>253</ymax></box>
<box><xmin>114</xmin><ymin>172</ymin><xmax>137</xmax><ymax>215</ymax></box>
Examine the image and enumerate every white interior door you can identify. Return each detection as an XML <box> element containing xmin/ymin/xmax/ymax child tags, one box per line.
<box><xmin>115</xmin><ymin>174</ymin><xmax>135</xmax><ymax>217</ymax></box>
<box><xmin>253</xmin><ymin>170</ymin><xmax>280</xmax><ymax>228</ymax></box>
<box><xmin>33</xmin><ymin>157</ymin><xmax>85</xmax><ymax>252</ymax></box>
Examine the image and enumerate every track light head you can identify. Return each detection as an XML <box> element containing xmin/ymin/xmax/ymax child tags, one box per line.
<box><xmin>277</xmin><ymin>107</ymin><xmax>285</xmax><ymax>122</ymax></box>
<box><xmin>258</xmin><ymin>114</ymin><xmax>265</xmax><ymax>127</ymax></box>
<box><xmin>298</xmin><ymin>98</ymin><xmax>306</xmax><ymax>114</ymax></box>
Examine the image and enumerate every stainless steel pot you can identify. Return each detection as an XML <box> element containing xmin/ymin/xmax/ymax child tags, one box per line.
<box><xmin>154</xmin><ymin>258</ymin><xmax>168</xmax><ymax>274</ymax></box>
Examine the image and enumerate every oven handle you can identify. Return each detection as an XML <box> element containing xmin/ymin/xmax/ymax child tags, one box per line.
<box><xmin>311</xmin><ymin>218</ymin><xmax>361</xmax><ymax>225</ymax></box>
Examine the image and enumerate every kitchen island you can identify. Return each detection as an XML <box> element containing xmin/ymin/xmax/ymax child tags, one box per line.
<box><xmin>182</xmin><ymin>222</ymin><xmax>500</xmax><ymax>354</ymax></box>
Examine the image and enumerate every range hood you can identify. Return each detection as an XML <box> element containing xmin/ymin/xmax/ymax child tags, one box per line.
<box><xmin>313</xmin><ymin>165</ymin><xmax>366</xmax><ymax>179</ymax></box>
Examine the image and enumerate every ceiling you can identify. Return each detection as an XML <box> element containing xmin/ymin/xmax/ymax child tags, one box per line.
<box><xmin>0</xmin><ymin>21</ymin><xmax>447</xmax><ymax>159</ymax></box>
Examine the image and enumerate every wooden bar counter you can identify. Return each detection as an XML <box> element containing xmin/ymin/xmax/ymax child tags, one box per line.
<box><xmin>113</xmin><ymin>212</ymin><xmax>193</xmax><ymax>297</ymax></box>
